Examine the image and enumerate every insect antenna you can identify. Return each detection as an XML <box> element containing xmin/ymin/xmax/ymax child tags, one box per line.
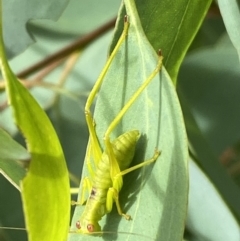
<box><xmin>1</xmin><ymin>226</ymin><xmax>156</xmax><ymax>240</ymax></box>
<box><xmin>0</xmin><ymin>227</ymin><xmax>26</xmax><ymax>231</ymax></box>
<box><xmin>69</xmin><ymin>229</ymin><xmax>156</xmax><ymax>240</ymax></box>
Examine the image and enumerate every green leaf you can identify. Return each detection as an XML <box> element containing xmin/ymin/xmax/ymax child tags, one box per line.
<box><xmin>187</xmin><ymin>159</ymin><xmax>240</xmax><ymax>241</ymax></box>
<box><xmin>111</xmin><ymin>0</ymin><xmax>212</xmax><ymax>84</ymax></box>
<box><xmin>69</xmin><ymin>1</ymin><xmax>188</xmax><ymax>240</ymax></box>
<box><xmin>0</xmin><ymin>128</ymin><xmax>29</xmax><ymax>190</ymax></box>
<box><xmin>0</xmin><ymin>128</ymin><xmax>29</xmax><ymax>160</ymax></box>
<box><xmin>31</xmin><ymin>0</ymin><xmax>121</xmax><ymax>35</ymax></box>
<box><xmin>218</xmin><ymin>0</ymin><xmax>240</xmax><ymax>60</ymax></box>
<box><xmin>2</xmin><ymin>0</ymin><xmax>69</xmax><ymax>58</ymax></box>
<box><xmin>178</xmin><ymin>47</ymin><xmax>240</xmax><ymax>221</ymax></box>
<box><xmin>1</xmin><ymin>0</ymin><xmax>120</xmax><ymax>135</ymax></box>
<box><xmin>0</xmin><ymin>2</ymin><xmax>70</xmax><ymax>241</ymax></box>
<box><xmin>0</xmin><ymin>158</ymin><xmax>26</xmax><ymax>190</ymax></box>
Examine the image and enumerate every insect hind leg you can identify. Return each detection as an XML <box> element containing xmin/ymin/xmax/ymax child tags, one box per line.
<box><xmin>116</xmin><ymin>149</ymin><xmax>161</xmax><ymax>178</ymax></box>
<box><xmin>84</xmin><ymin>16</ymin><xmax>130</xmax><ymax>167</ymax></box>
<box><xmin>103</xmin><ymin>50</ymin><xmax>162</xmax><ymax>218</ymax></box>
<box><xmin>104</xmin><ymin>52</ymin><xmax>163</xmax><ymax>182</ymax></box>
<box><xmin>104</xmin><ymin>52</ymin><xmax>163</xmax><ymax>142</ymax></box>
<box><xmin>106</xmin><ymin>187</ymin><xmax>131</xmax><ymax>220</ymax></box>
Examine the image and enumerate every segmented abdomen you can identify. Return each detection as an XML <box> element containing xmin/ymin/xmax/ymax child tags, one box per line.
<box><xmin>81</xmin><ymin>130</ymin><xmax>141</xmax><ymax>224</ymax></box>
<box><xmin>93</xmin><ymin>129</ymin><xmax>140</xmax><ymax>188</ymax></box>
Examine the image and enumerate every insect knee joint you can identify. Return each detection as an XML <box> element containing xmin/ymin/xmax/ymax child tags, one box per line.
<box><xmin>84</xmin><ymin>109</ymin><xmax>90</xmax><ymax>116</ymax></box>
<box><xmin>103</xmin><ymin>134</ymin><xmax>109</xmax><ymax>142</ymax></box>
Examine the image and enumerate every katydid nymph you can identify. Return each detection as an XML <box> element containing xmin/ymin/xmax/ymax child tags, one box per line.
<box><xmin>71</xmin><ymin>15</ymin><xmax>163</xmax><ymax>235</ymax></box>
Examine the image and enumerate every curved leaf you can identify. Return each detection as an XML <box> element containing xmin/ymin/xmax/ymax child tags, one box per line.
<box><xmin>0</xmin><ymin>158</ymin><xmax>26</xmax><ymax>190</ymax></box>
<box><xmin>69</xmin><ymin>1</ymin><xmax>188</xmax><ymax>240</ymax></box>
<box><xmin>0</xmin><ymin>128</ymin><xmax>29</xmax><ymax>160</ymax></box>
<box><xmin>187</xmin><ymin>159</ymin><xmax>240</xmax><ymax>241</ymax></box>
<box><xmin>2</xmin><ymin>0</ymin><xmax>69</xmax><ymax>58</ymax></box>
<box><xmin>31</xmin><ymin>0</ymin><xmax>121</xmax><ymax>35</ymax></box>
<box><xmin>178</xmin><ymin>46</ymin><xmax>240</xmax><ymax>221</ymax></box>
<box><xmin>111</xmin><ymin>0</ymin><xmax>212</xmax><ymax>84</ymax></box>
<box><xmin>218</xmin><ymin>0</ymin><xmax>240</xmax><ymax>61</ymax></box>
<box><xmin>0</xmin><ymin>128</ymin><xmax>29</xmax><ymax>190</ymax></box>
<box><xmin>0</xmin><ymin>1</ymin><xmax>70</xmax><ymax>241</ymax></box>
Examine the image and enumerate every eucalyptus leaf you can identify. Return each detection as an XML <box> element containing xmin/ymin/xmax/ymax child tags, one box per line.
<box><xmin>218</xmin><ymin>0</ymin><xmax>240</xmax><ymax>61</ymax></box>
<box><xmin>31</xmin><ymin>0</ymin><xmax>121</xmax><ymax>35</ymax></box>
<box><xmin>187</xmin><ymin>159</ymin><xmax>240</xmax><ymax>241</ymax></box>
<box><xmin>111</xmin><ymin>0</ymin><xmax>212</xmax><ymax>84</ymax></box>
<box><xmin>0</xmin><ymin>159</ymin><xmax>26</xmax><ymax>191</ymax></box>
<box><xmin>0</xmin><ymin>1</ymin><xmax>70</xmax><ymax>241</ymax></box>
<box><xmin>69</xmin><ymin>1</ymin><xmax>188</xmax><ymax>240</ymax></box>
<box><xmin>0</xmin><ymin>128</ymin><xmax>29</xmax><ymax>160</ymax></box>
<box><xmin>2</xmin><ymin>0</ymin><xmax>69</xmax><ymax>58</ymax></box>
<box><xmin>178</xmin><ymin>47</ymin><xmax>240</xmax><ymax>221</ymax></box>
<box><xmin>0</xmin><ymin>128</ymin><xmax>28</xmax><ymax>190</ymax></box>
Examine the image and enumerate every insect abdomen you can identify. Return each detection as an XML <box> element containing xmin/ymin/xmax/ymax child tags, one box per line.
<box><xmin>78</xmin><ymin>130</ymin><xmax>140</xmax><ymax>230</ymax></box>
<box><xmin>93</xmin><ymin>130</ymin><xmax>140</xmax><ymax>187</ymax></box>
<box><xmin>112</xmin><ymin>130</ymin><xmax>140</xmax><ymax>170</ymax></box>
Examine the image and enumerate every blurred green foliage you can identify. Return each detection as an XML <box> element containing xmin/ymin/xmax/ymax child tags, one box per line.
<box><xmin>0</xmin><ymin>0</ymin><xmax>240</xmax><ymax>241</ymax></box>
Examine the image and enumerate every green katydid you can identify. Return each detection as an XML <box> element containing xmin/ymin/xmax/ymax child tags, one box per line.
<box><xmin>71</xmin><ymin>15</ymin><xmax>163</xmax><ymax>235</ymax></box>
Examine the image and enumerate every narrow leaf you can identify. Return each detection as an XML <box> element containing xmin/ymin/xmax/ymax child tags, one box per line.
<box><xmin>2</xmin><ymin>0</ymin><xmax>69</xmax><ymax>58</ymax></box>
<box><xmin>0</xmin><ymin>128</ymin><xmax>29</xmax><ymax>190</ymax></box>
<box><xmin>69</xmin><ymin>1</ymin><xmax>188</xmax><ymax>240</ymax></box>
<box><xmin>0</xmin><ymin>1</ymin><xmax>70</xmax><ymax>241</ymax></box>
<box><xmin>178</xmin><ymin>90</ymin><xmax>240</xmax><ymax>220</ymax></box>
<box><xmin>0</xmin><ymin>128</ymin><xmax>29</xmax><ymax>161</ymax></box>
<box><xmin>187</xmin><ymin>159</ymin><xmax>240</xmax><ymax>241</ymax></box>
<box><xmin>111</xmin><ymin>0</ymin><xmax>212</xmax><ymax>84</ymax></box>
<box><xmin>218</xmin><ymin>0</ymin><xmax>240</xmax><ymax>61</ymax></box>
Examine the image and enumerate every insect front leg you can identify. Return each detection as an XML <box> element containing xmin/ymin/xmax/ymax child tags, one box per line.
<box><xmin>72</xmin><ymin>144</ymin><xmax>94</xmax><ymax>206</ymax></box>
<box><xmin>71</xmin><ymin>177</ymin><xmax>92</xmax><ymax>205</ymax></box>
<box><xmin>106</xmin><ymin>187</ymin><xmax>131</xmax><ymax>220</ymax></box>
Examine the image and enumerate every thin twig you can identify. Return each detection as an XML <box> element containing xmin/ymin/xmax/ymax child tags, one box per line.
<box><xmin>17</xmin><ymin>17</ymin><xmax>116</xmax><ymax>79</ymax></box>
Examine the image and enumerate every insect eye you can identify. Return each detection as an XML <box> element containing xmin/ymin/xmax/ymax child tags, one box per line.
<box><xmin>87</xmin><ymin>224</ymin><xmax>94</xmax><ymax>232</ymax></box>
<box><xmin>76</xmin><ymin>221</ymin><xmax>81</xmax><ymax>229</ymax></box>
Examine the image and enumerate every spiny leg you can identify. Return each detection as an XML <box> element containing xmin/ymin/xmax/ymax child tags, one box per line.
<box><xmin>84</xmin><ymin>16</ymin><xmax>130</xmax><ymax>167</ymax></box>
